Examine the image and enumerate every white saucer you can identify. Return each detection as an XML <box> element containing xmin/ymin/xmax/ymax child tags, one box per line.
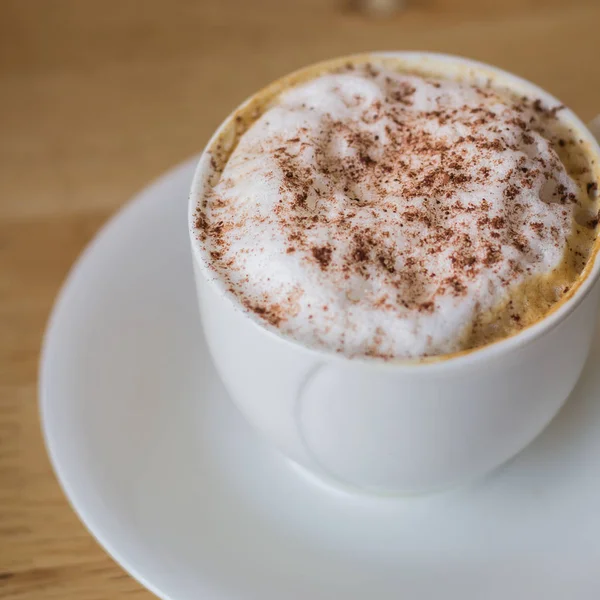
<box><xmin>41</xmin><ymin>158</ymin><xmax>600</xmax><ymax>600</ymax></box>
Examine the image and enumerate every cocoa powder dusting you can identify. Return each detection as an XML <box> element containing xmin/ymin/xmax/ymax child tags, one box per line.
<box><xmin>311</xmin><ymin>245</ymin><xmax>333</xmax><ymax>269</ymax></box>
<box><xmin>193</xmin><ymin>60</ymin><xmax>597</xmax><ymax>359</ymax></box>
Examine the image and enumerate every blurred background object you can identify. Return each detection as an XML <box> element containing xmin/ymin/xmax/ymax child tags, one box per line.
<box><xmin>351</xmin><ymin>0</ymin><xmax>407</xmax><ymax>17</ymax></box>
<box><xmin>1</xmin><ymin>0</ymin><xmax>599</xmax><ymax>598</ymax></box>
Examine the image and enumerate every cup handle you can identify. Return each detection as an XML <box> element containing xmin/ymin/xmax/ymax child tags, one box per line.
<box><xmin>293</xmin><ymin>361</ymin><xmax>400</xmax><ymax>492</ymax></box>
<box><xmin>588</xmin><ymin>115</ymin><xmax>600</xmax><ymax>143</ymax></box>
<box><xmin>293</xmin><ymin>361</ymin><xmax>349</xmax><ymax>485</ymax></box>
<box><xmin>294</xmin><ymin>360</ymin><xmax>386</xmax><ymax>490</ymax></box>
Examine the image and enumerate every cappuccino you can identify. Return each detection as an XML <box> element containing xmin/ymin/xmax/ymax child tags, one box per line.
<box><xmin>194</xmin><ymin>57</ymin><xmax>599</xmax><ymax>359</ymax></box>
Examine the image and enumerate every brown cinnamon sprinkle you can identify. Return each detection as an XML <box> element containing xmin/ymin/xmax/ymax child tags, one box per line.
<box><xmin>264</xmin><ymin>82</ymin><xmax>565</xmax><ymax>305</ymax></box>
<box><xmin>195</xmin><ymin>61</ymin><xmax>598</xmax><ymax>357</ymax></box>
<box><xmin>311</xmin><ymin>245</ymin><xmax>333</xmax><ymax>269</ymax></box>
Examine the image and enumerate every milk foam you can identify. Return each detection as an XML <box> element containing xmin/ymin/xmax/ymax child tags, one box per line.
<box><xmin>199</xmin><ymin>65</ymin><xmax>584</xmax><ymax>358</ymax></box>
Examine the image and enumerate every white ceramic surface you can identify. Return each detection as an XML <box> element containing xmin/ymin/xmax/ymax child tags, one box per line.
<box><xmin>189</xmin><ymin>52</ymin><xmax>600</xmax><ymax>495</ymax></box>
<box><xmin>41</xmin><ymin>159</ymin><xmax>600</xmax><ymax>600</ymax></box>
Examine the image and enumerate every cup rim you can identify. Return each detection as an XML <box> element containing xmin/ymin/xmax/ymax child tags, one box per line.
<box><xmin>188</xmin><ymin>51</ymin><xmax>600</xmax><ymax>372</ymax></box>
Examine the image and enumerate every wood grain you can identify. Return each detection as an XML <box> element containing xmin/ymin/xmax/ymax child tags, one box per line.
<box><xmin>1</xmin><ymin>1</ymin><xmax>599</xmax><ymax>597</ymax></box>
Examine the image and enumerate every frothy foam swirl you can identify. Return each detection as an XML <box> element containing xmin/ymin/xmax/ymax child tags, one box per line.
<box><xmin>198</xmin><ymin>66</ymin><xmax>582</xmax><ymax>358</ymax></box>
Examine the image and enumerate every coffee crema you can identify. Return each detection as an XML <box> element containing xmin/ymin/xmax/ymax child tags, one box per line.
<box><xmin>194</xmin><ymin>57</ymin><xmax>600</xmax><ymax>359</ymax></box>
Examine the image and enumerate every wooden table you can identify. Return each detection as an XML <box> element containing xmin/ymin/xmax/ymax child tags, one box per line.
<box><xmin>1</xmin><ymin>0</ymin><xmax>599</xmax><ymax>597</ymax></box>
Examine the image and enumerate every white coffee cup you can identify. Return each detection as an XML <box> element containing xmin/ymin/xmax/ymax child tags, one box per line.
<box><xmin>189</xmin><ymin>52</ymin><xmax>600</xmax><ymax>495</ymax></box>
